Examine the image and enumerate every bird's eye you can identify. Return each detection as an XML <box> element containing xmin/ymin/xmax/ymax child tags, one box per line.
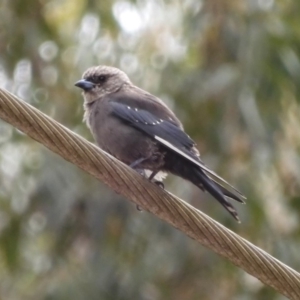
<box><xmin>98</xmin><ymin>75</ymin><xmax>106</xmax><ymax>82</ymax></box>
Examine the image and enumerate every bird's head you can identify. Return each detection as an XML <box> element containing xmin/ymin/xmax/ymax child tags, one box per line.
<box><xmin>75</xmin><ymin>65</ymin><xmax>131</xmax><ymax>103</ymax></box>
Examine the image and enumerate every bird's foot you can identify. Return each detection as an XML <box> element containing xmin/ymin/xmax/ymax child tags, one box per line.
<box><xmin>132</xmin><ymin>168</ymin><xmax>164</xmax><ymax>189</ymax></box>
<box><xmin>154</xmin><ymin>180</ymin><xmax>164</xmax><ymax>189</ymax></box>
<box><xmin>134</xmin><ymin>168</ymin><xmax>146</xmax><ymax>177</ymax></box>
<box><xmin>136</xmin><ymin>204</ymin><xmax>143</xmax><ymax>212</ymax></box>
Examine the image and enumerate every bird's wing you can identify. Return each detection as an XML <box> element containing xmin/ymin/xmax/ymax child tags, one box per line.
<box><xmin>109</xmin><ymin>86</ymin><xmax>183</xmax><ymax>127</ymax></box>
<box><xmin>110</xmin><ymin>101</ymin><xmax>195</xmax><ymax>149</ymax></box>
<box><xmin>110</xmin><ymin>100</ymin><xmax>243</xmax><ymax>196</ymax></box>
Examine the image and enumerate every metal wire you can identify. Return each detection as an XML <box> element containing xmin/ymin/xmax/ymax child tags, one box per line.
<box><xmin>0</xmin><ymin>88</ymin><xmax>300</xmax><ymax>299</ymax></box>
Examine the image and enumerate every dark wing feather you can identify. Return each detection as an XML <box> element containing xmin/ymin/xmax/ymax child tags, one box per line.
<box><xmin>109</xmin><ymin>86</ymin><xmax>182</xmax><ymax>127</ymax></box>
<box><xmin>110</xmin><ymin>101</ymin><xmax>195</xmax><ymax>150</ymax></box>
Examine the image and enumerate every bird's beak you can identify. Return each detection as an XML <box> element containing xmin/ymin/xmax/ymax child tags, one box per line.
<box><xmin>74</xmin><ymin>79</ymin><xmax>95</xmax><ymax>91</ymax></box>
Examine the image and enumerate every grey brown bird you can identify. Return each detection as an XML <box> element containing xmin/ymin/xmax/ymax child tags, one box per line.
<box><xmin>75</xmin><ymin>66</ymin><xmax>245</xmax><ymax>221</ymax></box>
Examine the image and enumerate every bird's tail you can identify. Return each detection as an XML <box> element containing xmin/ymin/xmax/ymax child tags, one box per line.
<box><xmin>177</xmin><ymin>165</ymin><xmax>244</xmax><ymax>222</ymax></box>
<box><xmin>195</xmin><ymin>168</ymin><xmax>242</xmax><ymax>221</ymax></box>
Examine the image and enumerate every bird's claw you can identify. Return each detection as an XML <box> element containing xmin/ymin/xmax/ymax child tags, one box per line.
<box><xmin>135</xmin><ymin>168</ymin><xmax>146</xmax><ymax>177</ymax></box>
<box><xmin>154</xmin><ymin>180</ymin><xmax>164</xmax><ymax>189</ymax></box>
<box><xmin>133</xmin><ymin>168</ymin><xmax>164</xmax><ymax>189</ymax></box>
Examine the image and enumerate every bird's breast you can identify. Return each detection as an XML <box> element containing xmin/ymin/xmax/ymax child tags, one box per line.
<box><xmin>86</xmin><ymin>101</ymin><xmax>163</xmax><ymax>169</ymax></box>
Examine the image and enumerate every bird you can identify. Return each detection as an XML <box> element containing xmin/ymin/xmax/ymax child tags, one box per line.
<box><xmin>75</xmin><ymin>65</ymin><xmax>245</xmax><ymax>222</ymax></box>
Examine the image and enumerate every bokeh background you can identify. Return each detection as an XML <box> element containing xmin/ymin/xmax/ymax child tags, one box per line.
<box><xmin>0</xmin><ymin>0</ymin><xmax>300</xmax><ymax>299</ymax></box>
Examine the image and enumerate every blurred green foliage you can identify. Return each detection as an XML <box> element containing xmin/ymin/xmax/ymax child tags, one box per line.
<box><xmin>0</xmin><ymin>0</ymin><xmax>299</xmax><ymax>299</ymax></box>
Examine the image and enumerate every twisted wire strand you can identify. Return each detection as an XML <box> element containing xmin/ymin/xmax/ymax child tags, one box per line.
<box><xmin>0</xmin><ymin>88</ymin><xmax>300</xmax><ymax>299</ymax></box>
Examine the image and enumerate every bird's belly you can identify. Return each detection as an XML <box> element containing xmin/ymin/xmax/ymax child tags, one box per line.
<box><xmin>91</xmin><ymin>116</ymin><xmax>163</xmax><ymax>169</ymax></box>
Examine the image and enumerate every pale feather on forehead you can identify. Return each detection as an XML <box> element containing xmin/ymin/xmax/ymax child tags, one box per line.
<box><xmin>82</xmin><ymin>65</ymin><xmax>131</xmax><ymax>83</ymax></box>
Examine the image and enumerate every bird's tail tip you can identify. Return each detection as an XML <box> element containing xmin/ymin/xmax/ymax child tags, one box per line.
<box><xmin>194</xmin><ymin>169</ymin><xmax>242</xmax><ymax>222</ymax></box>
<box><xmin>226</xmin><ymin>203</ymin><xmax>241</xmax><ymax>223</ymax></box>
